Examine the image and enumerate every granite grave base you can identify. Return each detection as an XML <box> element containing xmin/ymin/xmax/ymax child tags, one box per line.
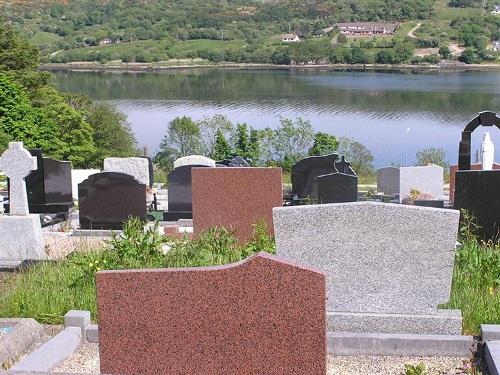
<box><xmin>0</xmin><ymin>215</ymin><xmax>45</xmax><ymax>268</ymax></box>
<box><xmin>328</xmin><ymin>310</ymin><xmax>462</xmax><ymax>335</ymax></box>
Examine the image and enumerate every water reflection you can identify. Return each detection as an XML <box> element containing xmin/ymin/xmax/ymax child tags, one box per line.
<box><xmin>53</xmin><ymin>69</ymin><xmax>500</xmax><ymax>167</ymax></box>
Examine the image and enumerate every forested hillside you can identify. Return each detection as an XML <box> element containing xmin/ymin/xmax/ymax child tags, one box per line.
<box><xmin>1</xmin><ymin>0</ymin><xmax>498</xmax><ymax>65</ymax></box>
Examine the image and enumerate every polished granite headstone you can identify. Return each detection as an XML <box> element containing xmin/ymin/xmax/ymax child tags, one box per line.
<box><xmin>316</xmin><ymin>156</ymin><xmax>358</xmax><ymax>204</ymax></box>
<box><xmin>454</xmin><ymin>111</ymin><xmax>500</xmax><ymax>241</ymax></box>
<box><xmin>217</xmin><ymin>156</ymin><xmax>250</xmax><ymax>167</ymax></box>
<box><xmin>97</xmin><ymin>252</ymin><xmax>326</xmax><ymax>375</ymax></box>
<box><xmin>317</xmin><ymin>173</ymin><xmax>357</xmax><ymax>203</ymax></box>
<box><xmin>291</xmin><ymin>153</ymin><xmax>339</xmax><ymax>200</ymax></box>
<box><xmin>78</xmin><ymin>172</ymin><xmax>147</xmax><ymax>230</ymax></box>
<box><xmin>7</xmin><ymin>149</ymin><xmax>73</xmax><ymax>214</ymax></box>
<box><xmin>164</xmin><ymin>164</ymin><xmax>211</xmax><ymax>221</ymax></box>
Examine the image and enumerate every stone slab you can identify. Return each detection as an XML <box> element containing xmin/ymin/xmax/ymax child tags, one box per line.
<box><xmin>192</xmin><ymin>167</ymin><xmax>283</xmax><ymax>243</ymax></box>
<box><xmin>400</xmin><ymin>165</ymin><xmax>444</xmax><ymax>202</ymax></box>
<box><xmin>273</xmin><ymin>201</ymin><xmax>461</xmax><ymax>334</ymax></box>
<box><xmin>377</xmin><ymin>166</ymin><xmax>400</xmax><ymax>196</ymax></box>
<box><xmin>0</xmin><ymin>215</ymin><xmax>45</xmax><ymax>263</ymax></box>
<box><xmin>328</xmin><ymin>310</ymin><xmax>462</xmax><ymax>335</ymax></box>
<box><xmin>174</xmin><ymin>155</ymin><xmax>215</xmax><ymax>169</ymax></box>
<box><xmin>10</xmin><ymin>327</ymin><xmax>81</xmax><ymax>372</ymax></box>
<box><xmin>64</xmin><ymin>310</ymin><xmax>90</xmax><ymax>342</ymax></box>
<box><xmin>454</xmin><ymin>170</ymin><xmax>500</xmax><ymax>241</ymax></box>
<box><xmin>327</xmin><ymin>332</ymin><xmax>475</xmax><ymax>357</ymax></box>
<box><xmin>485</xmin><ymin>341</ymin><xmax>500</xmax><ymax>375</ymax></box>
<box><xmin>449</xmin><ymin>163</ymin><xmax>500</xmax><ymax>203</ymax></box>
<box><xmin>103</xmin><ymin>157</ymin><xmax>151</xmax><ymax>186</ymax></box>
<box><xmin>86</xmin><ymin>325</ymin><xmax>99</xmax><ymax>344</ymax></box>
<box><xmin>0</xmin><ymin>319</ymin><xmax>48</xmax><ymax>369</ymax></box>
<box><xmin>482</xmin><ymin>325</ymin><xmax>500</xmax><ymax>341</ymax></box>
<box><xmin>96</xmin><ymin>252</ymin><xmax>326</xmax><ymax>375</ymax></box>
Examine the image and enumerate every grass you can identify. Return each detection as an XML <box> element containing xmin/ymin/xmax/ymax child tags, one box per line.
<box><xmin>0</xmin><ymin>219</ymin><xmax>275</xmax><ymax>323</ymax></box>
<box><xmin>30</xmin><ymin>31</ymin><xmax>63</xmax><ymax>46</ymax></box>
<box><xmin>167</xmin><ymin>39</ymin><xmax>245</xmax><ymax>58</ymax></box>
<box><xmin>0</xmin><ymin>217</ymin><xmax>498</xmax><ymax>334</ymax></box>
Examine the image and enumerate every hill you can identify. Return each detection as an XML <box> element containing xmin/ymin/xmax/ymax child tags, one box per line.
<box><xmin>0</xmin><ymin>0</ymin><xmax>498</xmax><ymax>65</ymax></box>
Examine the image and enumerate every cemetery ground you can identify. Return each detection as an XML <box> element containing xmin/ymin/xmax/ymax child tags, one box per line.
<box><xmin>0</xmin><ymin>216</ymin><xmax>498</xmax><ymax>335</ymax></box>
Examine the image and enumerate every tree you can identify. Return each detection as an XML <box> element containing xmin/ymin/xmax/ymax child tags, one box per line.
<box><xmin>234</xmin><ymin>123</ymin><xmax>249</xmax><ymax>158</ymax></box>
<box><xmin>416</xmin><ymin>147</ymin><xmax>450</xmax><ymax>170</ymax></box>
<box><xmin>212</xmin><ymin>129</ymin><xmax>232</xmax><ymax>161</ymax></box>
<box><xmin>0</xmin><ymin>129</ymin><xmax>10</xmax><ymax>153</ymax></box>
<box><xmin>308</xmin><ymin>132</ymin><xmax>338</xmax><ymax>156</ymax></box>
<box><xmin>439</xmin><ymin>45</ymin><xmax>451</xmax><ymax>59</ymax></box>
<box><xmin>459</xmin><ymin>48</ymin><xmax>478</xmax><ymax>64</ymax></box>
<box><xmin>247</xmin><ymin>128</ymin><xmax>261</xmax><ymax>166</ymax></box>
<box><xmin>160</xmin><ymin>116</ymin><xmax>201</xmax><ymax>158</ymax></box>
<box><xmin>197</xmin><ymin>114</ymin><xmax>233</xmax><ymax>158</ymax></box>
<box><xmin>0</xmin><ymin>73</ymin><xmax>41</xmax><ymax>149</ymax></box>
<box><xmin>337</xmin><ymin>137</ymin><xmax>374</xmax><ymax>177</ymax></box>
<box><xmin>84</xmin><ymin>102</ymin><xmax>139</xmax><ymax>166</ymax></box>
<box><xmin>375</xmin><ymin>49</ymin><xmax>395</xmax><ymax>64</ymax></box>
<box><xmin>272</xmin><ymin>117</ymin><xmax>314</xmax><ymax>170</ymax></box>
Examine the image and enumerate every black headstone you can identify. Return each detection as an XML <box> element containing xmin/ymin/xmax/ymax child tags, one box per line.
<box><xmin>78</xmin><ymin>172</ymin><xmax>147</xmax><ymax>230</ymax></box>
<box><xmin>291</xmin><ymin>153</ymin><xmax>339</xmax><ymax>200</ymax></box>
<box><xmin>163</xmin><ymin>164</ymin><xmax>210</xmax><ymax>221</ymax></box>
<box><xmin>217</xmin><ymin>156</ymin><xmax>250</xmax><ymax>167</ymax></box>
<box><xmin>8</xmin><ymin>149</ymin><xmax>73</xmax><ymax>214</ymax></box>
<box><xmin>455</xmin><ymin>170</ymin><xmax>500</xmax><ymax>241</ymax></box>
<box><xmin>454</xmin><ymin>111</ymin><xmax>500</xmax><ymax>241</ymax></box>
<box><xmin>316</xmin><ymin>173</ymin><xmax>358</xmax><ymax>204</ymax></box>
<box><xmin>414</xmin><ymin>200</ymin><xmax>445</xmax><ymax>208</ymax></box>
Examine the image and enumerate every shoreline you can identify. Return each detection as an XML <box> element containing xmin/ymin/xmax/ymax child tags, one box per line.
<box><xmin>39</xmin><ymin>62</ymin><xmax>500</xmax><ymax>73</ymax></box>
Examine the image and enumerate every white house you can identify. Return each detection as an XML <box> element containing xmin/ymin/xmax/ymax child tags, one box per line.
<box><xmin>282</xmin><ymin>33</ymin><xmax>300</xmax><ymax>42</ymax></box>
<box><xmin>493</xmin><ymin>41</ymin><xmax>500</xmax><ymax>52</ymax></box>
<box><xmin>491</xmin><ymin>5</ymin><xmax>500</xmax><ymax>14</ymax></box>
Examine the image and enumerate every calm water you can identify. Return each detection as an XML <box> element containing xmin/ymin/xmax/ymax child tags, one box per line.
<box><xmin>52</xmin><ymin>69</ymin><xmax>500</xmax><ymax>167</ymax></box>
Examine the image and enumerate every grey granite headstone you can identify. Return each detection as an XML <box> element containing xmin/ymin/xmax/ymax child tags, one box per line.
<box><xmin>173</xmin><ymin>155</ymin><xmax>215</xmax><ymax>169</ymax></box>
<box><xmin>0</xmin><ymin>142</ymin><xmax>37</xmax><ymax>216</ymax></box>
<box><xmin>377</xmin><ymin>165</ymin><xmax>444</xmax><ymax>202</ymax></box>
<box><xmin>103</xmin><ymin>157</ymin><xmax>151</xmax><ymax>187</ymax></box>
<box><xmin>273</xmin><ymin>201</ymin><xmax>462</xmax><ymax>335</ymax></box>
<box><xmin>0</xmin><ymin>142</ymin><xmax>45</xmax><ymax>267</ymax></box>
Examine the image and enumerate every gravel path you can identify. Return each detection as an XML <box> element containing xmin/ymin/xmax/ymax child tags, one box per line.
<box><xmin>53</xmin><ymin>343</ymin><xmax>470</xmax><ymax>374</ymax></box>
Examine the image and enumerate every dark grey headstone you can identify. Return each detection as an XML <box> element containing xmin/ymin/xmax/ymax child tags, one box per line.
<box><xmin>9</xmin><ymin>149</ymin><xmax>73</xmax><ymax>214</ymax></box>
<box><xmin>454</xmin><ymin>170</ymin><xmax>500</xmax><ymax>241</ymax></box>
<box><xmin>291</xmin><ymin>154</ymin><xmax>339</xmax><ymax>200</ymax></box>
<box><xmin>165</xmin><ymin>164</ymin><xmax>211</xmax><ymax>220</ymax></box>
<box><xmin>78</xmin><ymin>172</ymin><xmax>147</xmax><ymax>230</ymax></box>
<box><xmin>217</xmin><ymin>156</ymin><xmax>250</xmax><ymax>167</ymax></box>
<box><xmin>317</xmin><ymin>173</ymin><xmax>358</xmax><ymax>204</ymax></box>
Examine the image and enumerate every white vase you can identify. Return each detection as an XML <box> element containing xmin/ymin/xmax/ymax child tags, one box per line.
<box><xmin>480</xmin><ymin>132</ymin><xmax>495</xmax><ymax>170</ymax></box>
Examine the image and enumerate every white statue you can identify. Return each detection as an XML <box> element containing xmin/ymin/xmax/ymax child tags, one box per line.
<box><xmin>480</xmin><ymin>132</ymin><xmax>495</xmax><ymax>170</ymax></box>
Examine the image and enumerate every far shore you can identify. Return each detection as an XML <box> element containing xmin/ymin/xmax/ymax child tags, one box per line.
<box><xmin>39</xmin><ymin>61</ymin><xmax>500</xmax><ymax>73</ymax></box>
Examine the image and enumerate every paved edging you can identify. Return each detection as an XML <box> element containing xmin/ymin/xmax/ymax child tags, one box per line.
<box><xmin>9</xmin><ymin>327</ymin><xmax>81</xmax><ymax>373</ymax></box>
<box><xmin>327</xmin><ymin>332</ymin><xmax>476</xmax><ymax>357</ymax></box>
<box><xmin>485</xmin><ymin>341</ymin><xmax>500</xmax><ymax>375</ymax></box>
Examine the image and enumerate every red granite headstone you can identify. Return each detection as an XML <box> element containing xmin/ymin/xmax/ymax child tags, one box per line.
<box><xmin>449</xmin><ymin>163</ymin><xmax>500</xmax><ymax>204</ymax></box>
<box><xmin>191</xmin><ymin>167</ymin><xmax>283</xmax><ymax>243</ymax></box>
<box><xmin>96</xmin><ymin>252</ymin><xmax>326</xmax><ymax>375</ymax></box>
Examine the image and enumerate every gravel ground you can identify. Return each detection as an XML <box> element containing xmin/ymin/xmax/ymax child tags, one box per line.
<box><xmin>53</xmin><ymin>343</ymin><xmax>470</xmax><ymax>374</ymax></box>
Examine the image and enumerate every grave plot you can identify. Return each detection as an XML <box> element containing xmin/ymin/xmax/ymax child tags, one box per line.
<box><xmin>191</xmin><ymin>166</ymin><xmax>283</xmax><ymax>243</ymax></box>
<box><xmin>96</xmin><ymin>252</ymin><xmax>326</xmax><ymax>375</ymax></box>
<box><xmin>274</xmin><ymin>201</ymin><xmax>462</xmax><ymax>335</ymax></box>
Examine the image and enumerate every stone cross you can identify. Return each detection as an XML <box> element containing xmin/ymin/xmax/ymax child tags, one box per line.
<box><xmin>0</xmin><ymin>142</ymin><xmax>37</xmax><ymax>216</ymax></box>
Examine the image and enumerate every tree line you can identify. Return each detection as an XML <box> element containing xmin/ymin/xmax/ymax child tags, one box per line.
<box><xmin>0</xmin><ymin>21</ymin><xmax>138</xmax><ymax>167</ymax></box>
<box><xmin>154</xmin><ymin>114</ymin><xmax>375</xmax><ymax>177</ymax></box>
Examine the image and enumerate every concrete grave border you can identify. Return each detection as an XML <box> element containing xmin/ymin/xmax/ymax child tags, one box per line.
<box><xmin>0</xmin><ymin>319</ymin><xmax>48</xmax><ymax>369</ymax></box>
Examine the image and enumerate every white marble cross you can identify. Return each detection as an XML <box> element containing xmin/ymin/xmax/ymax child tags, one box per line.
<box><xmin>0</xmin><ymin>142</ymin><xmax>37</xmax><ymax>216</ymax></box>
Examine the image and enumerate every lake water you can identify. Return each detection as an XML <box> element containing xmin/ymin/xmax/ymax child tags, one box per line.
<box><xmin>52</xmin><ymin>69</ymin><xmax>500</xmax><ymax>167</ymax></box>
